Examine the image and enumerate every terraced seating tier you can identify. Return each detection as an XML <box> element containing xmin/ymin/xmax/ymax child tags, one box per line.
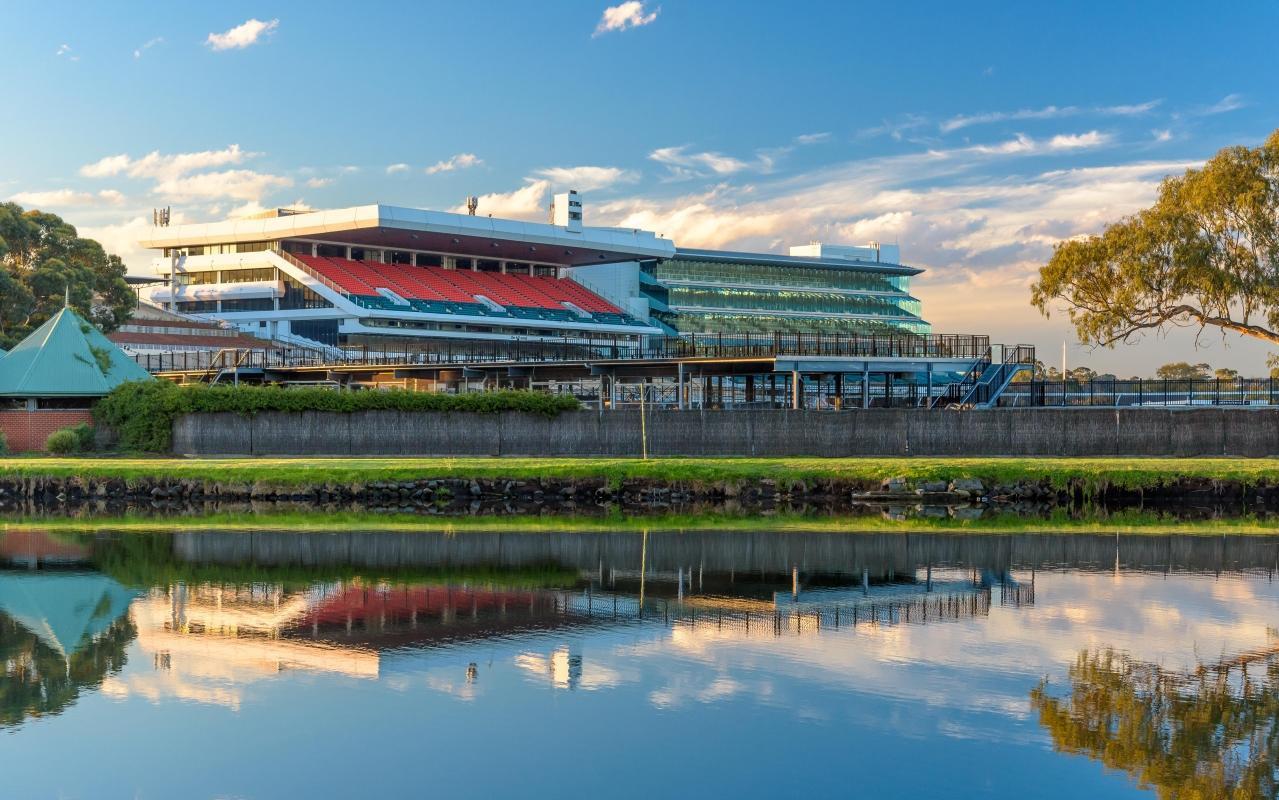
<box><xmin>295</xmin><ymin>255</ymin><xmax>625</xmax><ymax>315</ymax></box>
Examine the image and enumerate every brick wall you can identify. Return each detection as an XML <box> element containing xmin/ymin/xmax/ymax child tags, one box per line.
<box><xmin>0</xmin><ymin>410</ymin><xmax>94</xmax><ymax>452</ymax></box>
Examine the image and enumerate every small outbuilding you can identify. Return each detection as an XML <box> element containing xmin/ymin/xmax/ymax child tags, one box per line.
<box><xmin>0</xmin><ymin>307</ymin><xmax>153</xmax><ymax>451</ymax></box>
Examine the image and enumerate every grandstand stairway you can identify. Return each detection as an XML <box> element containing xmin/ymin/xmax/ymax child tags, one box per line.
<box><xmin>930</xmin><ymin>345</ymin><xmax>1035</xmax><ymax>409</ymax></box>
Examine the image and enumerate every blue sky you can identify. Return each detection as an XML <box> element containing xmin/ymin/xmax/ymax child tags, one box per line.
<box><xmin>3</xmin><ymin>0</ymin><xmax>1277</xmax><ymax>372</ymax></box>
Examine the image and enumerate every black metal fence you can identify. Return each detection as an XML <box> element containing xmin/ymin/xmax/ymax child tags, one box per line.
<box><xmin>999</xmin><ymin>378</ymin><xmax>1279</xmax><ymax>407</ymax></box>
<box><xmin>131</xmin><ymin>332</ymin><xmax>1001</xmax><ymax>374</ymax></box>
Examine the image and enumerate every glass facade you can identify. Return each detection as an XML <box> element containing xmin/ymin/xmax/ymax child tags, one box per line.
<box><xmin>666</xmin><ymin>286</ymin><xmax>922</xmax><ymax>318</ymax></box>
<box><xmin>220</xmin><ymin>298</ymin><xmax>275</xmax><ymax>312</ymax></box>
<box><xmin>643</xmin><ymin>253</ymin><xmax>930</xmax><ymax>336</ymax></box>
<box><xmin>653</xmin><ymin>258</ymin><xmax>908</xmax><ymax>293</ymax></box>
<box><xmin>280</xmin><ymin>276</ymin><xmax>331</xmax><ymax>310</ymax></box>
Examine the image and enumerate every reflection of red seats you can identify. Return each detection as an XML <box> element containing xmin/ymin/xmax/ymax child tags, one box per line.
<box><xmin>292</xmin><ymin>254</ymin><xmax>622</xmax><ymax>313</ymax></box>
<box><xmin>299</xmin><ymin>585</ymin><xmax>544</xmax><ymax>626</ymax></box>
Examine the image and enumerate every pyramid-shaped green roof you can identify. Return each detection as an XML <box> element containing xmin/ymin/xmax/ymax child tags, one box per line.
<box><xmin>0</xmin><ymin>572</ymin><xmax>140</xmax><ymax>660</ymax></box>
<box><xmin>0</xmin><ymin>307</ymin><xmax>153</xmax><ymax>397</ymax></box>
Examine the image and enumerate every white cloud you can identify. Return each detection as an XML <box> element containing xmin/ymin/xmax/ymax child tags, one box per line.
<box><xmin>55</xmin><ymin>43</ymin><xmax>78</xmax><ymax>61</ymax></box>
<box><xmin>206</xmin><ymin>18</ymin><xmax>279</xmax><ymax>51</ymax></box>
<box><xmin>8</xmin><ymin>189</ymin><xmax>125</xmax><ymax>208</ymax></box>
<box><xmin>964</xmin><ymin>131</ymin><xmax>1110</xmax><ymax>156</ymax></box>
<box><xmin>81</xmin><ymin>211</ymin><xmax>195</xmax><ymax>273</ymax></box>
<box><xmin>593</xmin><ymin>1</ymin><xmax>660</xmax><ymax>36</ymax></box>
<box><xmin>385</xmin><ymin>163</ymin><xmax>411</xmax><ymax>175</ymax></box>
<box><xmin>795</xmin><ymin>132</ymin><xmax>831</xmax><ymax>145</ymax></box>
<box><xmin>1047</xmin><ymin>131</ymin><xmax>1109</xmax><ymax>150</ymax></box>
<box><xmin>152</xmin><ymin>169</ymin><xmax>292</xmax><ymax>201</ymax></box>
<box><xmin>80</xmin><ymin>145</ymin><xmax>252</xmax><ymax>182</ymax></box>
<box><xmin>452</xmin><ymin>180</ymin><xmax>549</xmax><ymax>220</ymax></box>
<box><xmin>649</xmin><ymin>146</ymin><xmax>750</xmax><ymax>177</ymax></box>
<box><xmin>134</xmin><ymin>37</ymin><xmax>164</xmax><ymax>59</ymax></box>
<box><xmin>1152</xmin><ymin>129</ymin><xmax>1172</xmax><ymax>143</ymax></box>
<box><xmin>305</xmin><ymin>177</ymin><xmax>333</xmax><ymax>188</ymax></box>
<box><xmin>1202</xmin><ymin>93</ymin><xmax>1245</xmax><ymax>115</ymax></box>
<box><xmin>857</xmin><ymin>115</ymin><xmax>930</xmax><ymax>142</ymax></box>
<box><xmin>531</xmin><ymin>165</ymin><xmax>639</xmax><ymax>192</ymax></box>
<box><xmin>941</xmin><ymin>100</ymin><xmax>1160</xmax><ymax>133</ymax></box>
<box><xmin>425</xmin><ymin>153</ymin><xmax>482</xmax><ymax>175</ymax></box>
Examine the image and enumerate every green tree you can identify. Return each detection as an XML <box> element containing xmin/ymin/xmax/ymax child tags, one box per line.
<box><xmin>1032</xmin><ymin>131</ymin><xmax>1279</xmax><ymax>357</ymax></box>
<box><xmin>1032</xmin><ymin>646</ymin><xmax>1279</xmax><ymax>800</ymax></box>
<box><xmin>1155</xmin><ymin>361</ymin><xmax>1212</xmax><ymax>380</ymax></box>
<box><xmin>1215</xmin><ymin>367</ymin><xmax>1241</xmax><ymax>380</ymax></box>
<box><xmin>0</xmin><ymin>609</ymin><xmax>136</xmax><ymax>728</ymax></box>
<box><xmin>0</xmin><ymin>202</ymin><xmax>135</xmax><ymax>349</ymax></box>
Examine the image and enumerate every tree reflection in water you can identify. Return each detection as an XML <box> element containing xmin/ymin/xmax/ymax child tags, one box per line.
<box><xmin>0</xmin><ymin>610</ymin><xmax>136</xmax><ymax>727</ymax></box>
<box><xmin>1032</xmin><ymin>645</ymin><xmax>1279</xmax><ymax>799</ymax></box>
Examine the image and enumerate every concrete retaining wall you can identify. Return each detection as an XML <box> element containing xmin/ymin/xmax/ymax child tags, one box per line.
<box><xmin>172</xmin><ymin>407</ymin><xmax>1279</xmax><ymax>457</ymax></box>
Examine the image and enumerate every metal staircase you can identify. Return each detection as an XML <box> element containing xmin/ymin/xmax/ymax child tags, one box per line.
<box><xmin>931</xmin><ymin>345</ymin><xmax>1036</xmax><ymax>409</ymax></box>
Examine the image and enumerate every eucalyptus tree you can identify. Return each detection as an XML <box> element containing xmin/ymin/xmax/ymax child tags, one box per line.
<box><xmin>1033</xmin><ymin>131</ymin><xmax>1279</xmax><ymax>352</ymax></box>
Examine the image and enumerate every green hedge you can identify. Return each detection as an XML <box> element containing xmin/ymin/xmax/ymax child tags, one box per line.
<box><xmin>94</xmin><ymin>381</ymin><xmax>583</xmax><ymax>453</ymax></box>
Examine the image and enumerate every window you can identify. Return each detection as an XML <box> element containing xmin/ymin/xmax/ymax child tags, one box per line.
<box><xmin>280</xmin><ymin>276</ymin><xmax>331</xmax><ymax>310</ymax></box>
<box><xmin>221</xmin><ymin>267</ymin><xmax>277</xmax><ymax>283</ymax></box>
<box><xmin>416</xmin><ymin>253</ymin><xmax>443</xmax><ymax>267</ymax></box>
<box><xmin>176</xmin><ymin>300</ymin><xmax>218</xmax><ymax>313</ymax></box>
<box><xmin>316</xmin><ymin>243</ymin><xmax>346</xmax><ymax>258</ymax></box>
<box><xmin>220</xmin><ymin>298</ymin><xmax>275</xmax><ymax>312</ymax></box>
<box><xmin>282</xmin><ymin>240</ymin><xmax>312</xmax><ymax>255</ymax></box>
<box><xmin>175</xmin><ymin>272</ymin><xmax>218</xmax><ymax>286</ymax></box>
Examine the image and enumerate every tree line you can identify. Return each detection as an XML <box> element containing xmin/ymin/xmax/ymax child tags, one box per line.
<box><xmin>1022</xmin><ymin>360</ymin><xmax>1274</xmax><ymax>382</ymax></box>
<box><xmin>0</xmin><ymin>202</ymin><xmax>135</xmax><ymax>350</ymax></box>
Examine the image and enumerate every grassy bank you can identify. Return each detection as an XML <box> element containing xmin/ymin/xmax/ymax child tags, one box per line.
<box><xmin>4</xmin><ymin>508</ymin><xmax>1279</xmax><ymax>535</ymax></box>
<box><xmin>3</xmin><ymin>455</ymin><xmax>1279</xmax><ymax>490</ymax></box>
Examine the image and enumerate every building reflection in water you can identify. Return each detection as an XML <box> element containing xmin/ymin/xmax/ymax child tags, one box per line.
<box><xmin>2</xmin><ymin>527</ymin><xmax>1277</xmax><ymax>746</ymax></box>
<box><xmin>0</xmin><ymin>531</ymin><xmax>140</xmax><ymax>726</ymax></box>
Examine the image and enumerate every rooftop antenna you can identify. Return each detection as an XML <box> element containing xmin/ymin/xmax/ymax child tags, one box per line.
<box><xmin>152</xmin><ymin>206</ymin><xmax>171</xmax><ymax>227</ymax></box>
<box><xmin>465</xmin><ymin>196</ymin><xmax>478</xmax><ymax>216</ymax></box>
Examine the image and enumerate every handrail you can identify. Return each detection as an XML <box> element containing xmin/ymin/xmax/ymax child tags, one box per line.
<box><xmin>275</xmin><ymin>248</ymin><xmax>352</xmax><ymax>300</ymax></box>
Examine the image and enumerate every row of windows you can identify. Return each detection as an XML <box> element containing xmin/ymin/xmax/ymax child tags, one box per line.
<box><xmin>657</xmin><ymin>311</ymin><xmax>931</xmax><ymax>337</ymax></box>
<box><xmin>175</xmin><ymin>301</ymin><xmax>218</xmax><ymax>313</ymax></box>
<box><xmin>650</xmin><ymin>259</ymin><xmax>909</xmax><ymax>294</ymax></box>
<box><xmin>666</xmin><ymin>286</ymin><xmax>922</xmax><ymax>318</ymax></box>
<box><xmin>220</xmin><ymin>298</ymin><xmax>275</xmax><ymax>312</ymax></box>
<box><xmin>173</xmin><ymin>267</ymin><xmax>278</xmax><ymax>285</ymax></box>
<box><xmin>291</xmin><ymin>241</ymin><xmax>560</xmax><ymax>276</ymax></box>
<box><xmin>165</xmin><ymin>241</ymin><xmax>272</xmax><ymax>257</ymax></box>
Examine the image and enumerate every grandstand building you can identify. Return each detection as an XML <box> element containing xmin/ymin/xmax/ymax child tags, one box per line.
<box><xmin>135</xmin><ymin>194</ymin><xmax>937</xmax><ymax>352</ymax></box>
<box><xmin>136</xmin><ymin>192</ymin><xmax>671</xmax><ymax>349</ymax></box>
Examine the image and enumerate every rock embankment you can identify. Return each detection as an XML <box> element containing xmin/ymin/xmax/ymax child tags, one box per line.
<box><xmin>1</xmin><ymin>473</ymin><xmax>1277</xmax><ymax>516</ymax></box>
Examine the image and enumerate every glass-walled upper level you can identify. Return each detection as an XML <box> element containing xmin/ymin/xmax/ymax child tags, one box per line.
<box><xmin>666</xmin><ymin>285</ymin><xmax>922</xmax><ymax>319</ymax></box>
<box><xmin>648</xmin><ymin>257</ymin><xmax>911</xmax><ymax>294</ymax></box>
<box><xmin>655</xmin><ymin>311</ymin><xmax>932</xmax><ymax>336</ymax></box>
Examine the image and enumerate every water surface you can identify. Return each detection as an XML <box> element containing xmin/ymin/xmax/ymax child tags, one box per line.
<box><xmin>2</xmin><ymin>528</ymin><xmax>1276</xmax><ymax>799</ymax></box>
